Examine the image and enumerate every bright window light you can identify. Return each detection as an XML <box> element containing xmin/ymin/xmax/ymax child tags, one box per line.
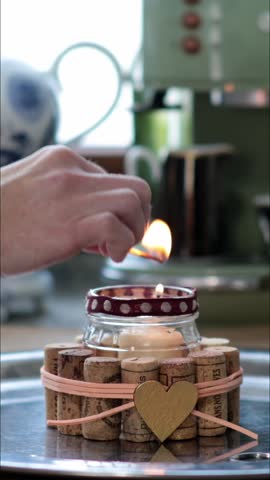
<box><xmin>1</xmin><ymin>0</ymin><xmax>142</xmax><ymax>147</ymax></box>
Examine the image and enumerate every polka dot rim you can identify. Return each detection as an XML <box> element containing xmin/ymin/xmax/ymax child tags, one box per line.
<box><xmin>86</xmin><ymin>285</ymin><xmax>198</xmax><ymax>317</ymax></box>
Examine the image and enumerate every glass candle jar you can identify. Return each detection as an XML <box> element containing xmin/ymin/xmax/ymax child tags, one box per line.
<box><xmin>84</xmin><ymin>285</ymin><xmax>200</xmax><ymax>360</ymax></box>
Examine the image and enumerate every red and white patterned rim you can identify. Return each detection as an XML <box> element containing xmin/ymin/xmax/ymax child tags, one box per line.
<box><xmin>86</xmin><ymin>285</ymin><xmax>198</xmax><ymax>317</ymax></box>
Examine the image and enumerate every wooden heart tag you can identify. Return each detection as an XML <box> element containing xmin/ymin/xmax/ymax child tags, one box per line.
<box><xmin>134</xmin><ymin>380</ymin><xmax>198</xmax><ymax>443</ymax></box>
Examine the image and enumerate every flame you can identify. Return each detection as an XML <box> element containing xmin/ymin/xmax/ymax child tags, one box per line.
<box><xmin>155</xmin><ymin>283</ymin><xmax>164</xmax><ymax>296</ymax></box>
<box><xmin>129</xmin><ymin>219</ymin><xmax>172</xmax><ymax>263</ymax></box>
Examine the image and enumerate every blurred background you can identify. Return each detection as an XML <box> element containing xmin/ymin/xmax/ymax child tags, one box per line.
<box><xmin>1</xmin><ymin>0</ymin><xmax>269</xmax><ymax>351</ymax></box>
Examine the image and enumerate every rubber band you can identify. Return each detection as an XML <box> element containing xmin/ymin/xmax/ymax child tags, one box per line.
<box><xmin>196</xmin><ymin>368</ymin><xmax>243</xmax><ymax>389</ymax></box>
<box><xmin>205</xmin><ymin>440</ymin><xmax>259</xmax><ymax>464</ymax></box>
<box><xmin>41</xmin><ymin>366</ymin><xmax>243</xmax><ymax>399</ymax></box>
<box><xmin>191</xmin><ymin>410</ymin><xmax>258</xmax><ymax>440</ymax></box>
<box><xmin>41</xmin><ymin>365</ymin><xmax>257</xmax><ymax>441</ymax></box>
<box><xmin>41</xmin><ymin>367</ymin><xmax>135</xmax><ymax>399</ymax></box>
<box><xmin>47</xmin><ymin>401</ymin><xmax>135</xmax><ymax>426</ymax></box>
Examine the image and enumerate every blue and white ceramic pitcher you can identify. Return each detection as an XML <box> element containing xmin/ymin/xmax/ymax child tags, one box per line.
<box><xmin>0</xmin><ymin>43</ymin><xmax>122</xmax><ymax>167</ymax></box>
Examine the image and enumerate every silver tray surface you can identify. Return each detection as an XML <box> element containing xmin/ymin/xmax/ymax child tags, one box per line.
<box><xmin>1</xmin><ymin>350</ymin><xmax>269</xmax><ymax>479</ymax></box>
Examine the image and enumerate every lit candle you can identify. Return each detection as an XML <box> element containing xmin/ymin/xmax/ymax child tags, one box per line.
<box><xmin>85</xmin><ymin>285</ymin><xmax>199</xmax><ymax>361</ymax></box>
<box><xmin>117</xmin><ymin>285</ymin><xmax>188</xmax><ymax>359</ymax></box>
<box><xmin>118</xmin><ymin>325</ymin><xmax>187</xmax><ymax>360</ymax></box>
<box><xmin>154</xmin><ymin>283</ymin><xmax>170</xmax><ymax>298</ymax></box>
<box><xmin>109</xmin><ymin>285</ymin><xmax>169</xmax><ymax>300</ymax></box>
<box><xmin>155</xmin><ymin>283</ymin><xmax>164</xmax><ymax>297</ymax></box>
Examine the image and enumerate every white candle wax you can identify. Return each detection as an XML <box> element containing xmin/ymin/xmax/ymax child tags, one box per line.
<box><xmin>118</xmin><ymin>324</ymin><xmax>187</xmax><ymax>360</ymax></box>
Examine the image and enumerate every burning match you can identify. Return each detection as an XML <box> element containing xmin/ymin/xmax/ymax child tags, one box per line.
<box><xmin>128</xmin><ymin>219</ymin><xmax>172</xmax><ymax>263</ymax></box>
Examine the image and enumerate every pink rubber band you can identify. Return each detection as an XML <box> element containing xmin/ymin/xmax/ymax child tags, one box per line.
<box><xmin>48</xmin><ymin>401</ymin><xmax>135</xmax><ymax>426</ymax></box>
<box><xmin>191</xmin><ymin>410</ymin><xmax>258</xmax><ymax>440</ymax></box>
<box><xmin>196</xmin><ymin>368</ymin><xmax>243</xmax><ymax>389</ymax></box>
<box><xmin>205</xmin><ymin>440</ymin><xmax>259</xmax><ymax>464</ymax></box>
<box><xmin>41</xmin><ymin>366</ymin><xmax>243</xmax><ymax>399</ymax></box>
<box><xmin>41</xmin><ymin>367</ymin><xmax>135</xmax><ymax>399</ymax></box>
<box><xmin>198</xmin><ymin>375</ymin><xmax>243</xmax><ymax>398</ymax></box>
<box><xmin>42</xmin><ymin>365</ymin><xmax>257</xmax><ymax>440</ymax></box>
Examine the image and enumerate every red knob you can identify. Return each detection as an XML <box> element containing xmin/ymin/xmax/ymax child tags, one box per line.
<box><xmin>182</xmin><ymin>36</ymin><xmax>201</xmax><ymax>53</ymax></box>
<box><xmin>182</xmin><ymin>12</ymin><xmax>201</xmax><ymax>28</ymax></box>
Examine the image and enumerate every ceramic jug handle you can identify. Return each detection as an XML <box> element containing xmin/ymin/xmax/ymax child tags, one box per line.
<box><xmin>124</xmin><ymin>146</ymin><xmax>161</xmax><ymax>183</ymax></box>
<box><xmin>49</xmin><ymin>42</ymin><xmax>123</xmax><ymax>145</ymax></box>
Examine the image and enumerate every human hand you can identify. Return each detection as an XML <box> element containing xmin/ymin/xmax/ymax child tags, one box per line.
<box><xmin>0</xmin><ymin>146</ymin><xmax>151</xmax><ymax>275</ymax></box>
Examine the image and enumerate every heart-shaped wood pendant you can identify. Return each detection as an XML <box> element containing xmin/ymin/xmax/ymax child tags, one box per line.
<box><xmin>134</xmin><ymin>381</ymin><xmax>198</xmax><ymax>443</ymax></box>
<box><xmin>150</xmin><ymin>445</ymin><xmax>178</xmax><ymax>463</ymax></box>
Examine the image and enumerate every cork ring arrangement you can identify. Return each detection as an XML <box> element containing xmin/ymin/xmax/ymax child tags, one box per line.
<box><xmin>42</xmin><ymin>284</ymin><xmax>258</xmax><ymax>450</ymax></box>
<box><xmin>41</xmin><ymin>358</ymin><xmax>257</xmax><ymax>443</ymax></box>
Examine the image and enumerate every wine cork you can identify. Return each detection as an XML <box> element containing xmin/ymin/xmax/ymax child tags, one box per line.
<box><xmin>120</xmin><ymin>440</ymin><xmax>157</xmax><ymax>462</ymax></box>
<box><xmin>81</xmin><ymin>439</ymin><xmax>120</xmax><ymax>461</ymax></box>
<box><xmin>121</xmin><ymin>357</ymin><xmax>159</xmax><ymax>442</ymax></box>
<box><xmin>82</xmin><ymin>357</ymin><xmax>121</xmax><ymax>440</ymax></box>
<box><xmin>205</xmin><ymin>346</ymin><xmax>240</xmax><ymax>424</ymax></box>
<box><xmin>189</xmin><ymin>350</ymin><xmax>228</xmax><ymax>436</ymax></box>
<box><xmin>227</xmin><ymin>429</ymin><xmax>241</xmax><ymax>449</ymax></box>
<box><xmin>166</xmin><ymin>439</ymin><xmax>197</xmax><ymax>461</ymax></box>
<box><xmin>200</xmin><ymin>337</ymin><xmax>230</xmax><ymax>349</ymax></box>
<box><xmin>198</xmin><ymin>434</ymin><xmax>228</xmax><ymax>461</ymax></box>
<box><xmin>56</xmin><ymin>433</ymin><xmax>82</xmax><ymax>459</ymax></box>
<box><xmin>159</xmin><ymin>358</ymin><xmax>197</xmax><ymax>440</ymax></box>
<box><xmin>44</xmin><ymin>342</ymin><xmax>83</xmax><ymax>427</ymax></box>
<box><xmin>57</xmin><ymin>348</ymin><xmax>94</xmax><ymax>436</ymax></box>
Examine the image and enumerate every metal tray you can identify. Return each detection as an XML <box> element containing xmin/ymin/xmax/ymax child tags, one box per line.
<box><xmin>1</xmin><ymin>350</ymin><xmax>269</xmax><ymax>479</ymax></box>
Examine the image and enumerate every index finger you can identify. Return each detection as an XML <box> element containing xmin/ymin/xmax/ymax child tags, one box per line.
<box><xmin>87</xmin><ymin>173</ymin><xmax>152</xmax><ymax>222</ymax></box>
<box><xmin>74</xmin><ymin>153</ymin><xmax>106</xmax><ymax>174</ymax></box>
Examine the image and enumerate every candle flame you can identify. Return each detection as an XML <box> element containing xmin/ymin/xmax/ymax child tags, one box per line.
<box><xmin>129</xmin><ymin>219</ymin><xmax>172</xmax><ymax>263</ymax></box>
<box><xmin>155</xmin><ymin>283</ymin><xmax>164</xmax><ymax>296</ymax></box>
